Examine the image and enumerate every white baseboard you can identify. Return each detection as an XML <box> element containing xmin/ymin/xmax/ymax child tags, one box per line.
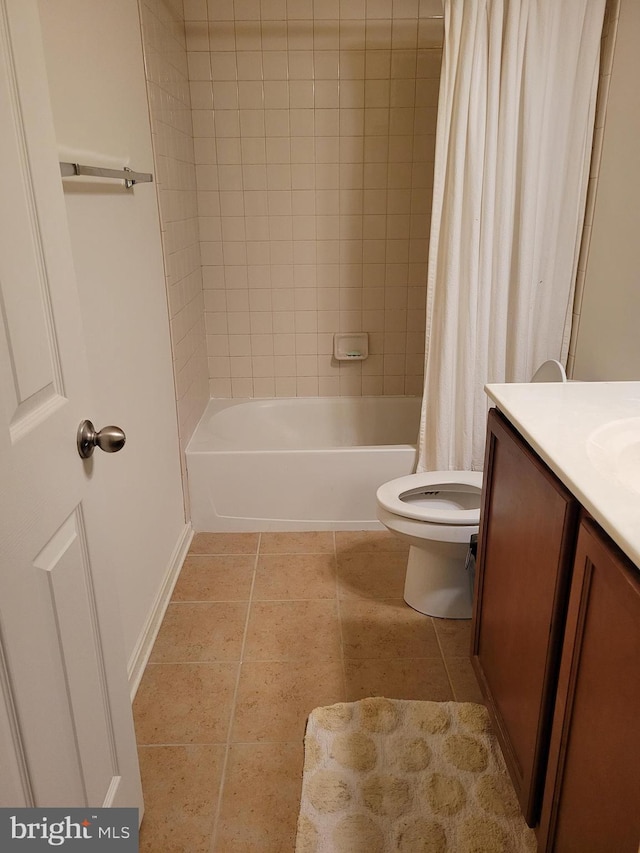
<box><xmin>127</xmin><ymin>522</ymin><xmax>193</xmax><ymax>699</ymax></box>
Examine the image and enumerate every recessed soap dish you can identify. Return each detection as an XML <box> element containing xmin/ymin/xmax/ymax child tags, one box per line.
<box><xmin>334</xmin><ymin>332</ymin><xmax>369</xmax><ymax>361</ymax></box>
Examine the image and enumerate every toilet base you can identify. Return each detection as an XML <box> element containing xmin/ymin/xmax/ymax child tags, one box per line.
<box><xmin>403</xmin><ymin>543</ymin><xmax>473</xmax><ymax>619</ymax></box>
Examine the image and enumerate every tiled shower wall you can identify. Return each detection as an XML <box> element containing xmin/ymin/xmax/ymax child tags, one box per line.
<box><xmin>186</xmin><ymin>0</ymin><xmax>444</xmax><ymax>397</ymax></box>
<box><xmin>139</xmin><ymin>0</ymin><xmax>209</xmax><ymax>510</ymax></box>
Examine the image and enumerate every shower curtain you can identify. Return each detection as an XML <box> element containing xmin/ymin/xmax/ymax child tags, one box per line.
<box><xmin>417</xmin><ymin>0</ymin><xmax>606</xmax><ymax>472</ymax></box>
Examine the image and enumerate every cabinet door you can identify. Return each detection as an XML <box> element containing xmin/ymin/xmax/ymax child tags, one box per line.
<box><xmin>539</xmin><ymin>518</ymin><xmax>640</xmax><ymax>852</ymax></box>
<box><xmin>471</xmin><ymin>409</ymin><xmax>578</xmax><ymax>826</ymax></box>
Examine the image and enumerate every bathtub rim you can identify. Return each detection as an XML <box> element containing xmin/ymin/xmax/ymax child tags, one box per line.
<box><xmin>186</xmin><ymin>394</ymin><xmax>422</xmax><ymax>454</ymax></box>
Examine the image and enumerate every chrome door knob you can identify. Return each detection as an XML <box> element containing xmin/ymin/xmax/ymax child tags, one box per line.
<box><xmin>77</xmin><ymin>419</ymin><xmax>126</xmax><ymax>458</ymax></box>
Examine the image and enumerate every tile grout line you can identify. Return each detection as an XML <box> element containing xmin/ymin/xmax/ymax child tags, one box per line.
<box><xmin>168</xmin><ymin>595</ymin><xmax>340</xmax><ymax>604</ymax></box>
<box><xmin>334</xmin><ymin>531</ymin><xmax>350</xmax><ymax>703</ymax></box>
<box><xmin>431</xmin><ymin>617</ymin><xmax>458</xmax><ymax>701</ymax></box>
<box><xmin>143</xmin><ymin>655</ymin><xmax>448</xmax><ymax>665</ymax></box>
<box><xmin>138</xmin><ymin>738</ymin><xmax>304</xmax><ymax>748</ymax></box>
<box><xmin>208</xmin><ymin>534</ymin><xmax>262</xmax><ymax>853</ymax></box>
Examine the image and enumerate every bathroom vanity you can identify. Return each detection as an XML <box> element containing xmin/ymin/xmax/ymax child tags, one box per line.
<box><xmin>471</xmin><ymin>382</ymin><xmax>640</xmax><ymax>852</ymax></box>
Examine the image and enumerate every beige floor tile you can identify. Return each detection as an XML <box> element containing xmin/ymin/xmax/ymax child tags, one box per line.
<box><xmin>172</xmin><ymin>555</ymin><xmax>255</xmax><ymax>602</ymax></box>
<box><xmin>138</xmin><ymin>744</ymin><xmax>224</xmax><ymax>853</ymax></box>
<box><xmin>149</xmin><ymin>602</ymin><xmax>248</xmax><ymax>662</ymax></box>
<box><xmin>133</xmin><ymin>663</ymin><xmax>237</xmax><ymax>744</ymax></box>
<box><xmin>432</xmin><ymin>616</ymin><xmax>473</xmax><ymax>658</ymax></box>
<box><xmin>340</xmin><ymin>598</ymin><xmax>443</xmax><ymax>659</ymax></box>
<box><xmin>335</xmin><ymin>529</ymin><xmax>409</xmax><ymax>553</ymax></box>
<box><xmin>445</xmin><ymin>656</ymin><xmax>485</xmax><ymax>704</ymax></box>
<box><xmin>253</xmin><ymin>553</ymin><xmax>337</xmax><ymax>600</ymax></box>
<box><xmin>134</xmin><ymin>526</ymin><xmax>487</xmax><ymax>850</ymax></box>
<box><xmin>189</xmin><ymin>532</ymin><xmax>259</xmax><ymax>555</ymax></box>
<box><xmin>244</xmin><ymin>599</ymin><xmax>342</xmax><ymax>660</ymax></box>
<box><xmin>259</xmin><ymin>531</ymin><xmax>335</xmax><ymax>553</ymax></box>
<box><xmin>337</xmin><ymin>551</ymin><xmax>407</xmax><ymax>599</ymax></box>
<box><xmin>344</xmin><ymin>657</ymin><xmax>454</xmax><ymax>703</ymax></box>
<box><xmin>214</xmin><ymin>743</ymin><xmax>303</xmax><ymax>853</ymax></box>
<box><xmin>231</xmin><ymin>659</ymin><xmax>346</xmax><ymax>743</ymax></box>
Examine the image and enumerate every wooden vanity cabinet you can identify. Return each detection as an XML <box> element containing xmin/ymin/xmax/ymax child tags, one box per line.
<box><xmin>473</xmin><ymin>407</ymin><xmax>640</xmax><ymax>850</ymax></box>
<box><xmin>538</xmin><ymin>516</ymin><xmax>640</xmax><ymax>853</ymax></box>
<box><xmin>471</xmin><ymin>408</ymin><xmax>579</xmax><ymax>826</ymax></box>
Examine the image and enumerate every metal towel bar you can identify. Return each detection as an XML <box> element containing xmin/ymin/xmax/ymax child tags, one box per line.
<box><xmin>59</xmin><ymin>162</ymin><xmax>153</xmax><ymax>188</ymax></box>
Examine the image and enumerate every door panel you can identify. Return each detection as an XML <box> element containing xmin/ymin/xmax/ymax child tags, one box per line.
<box><xmin>33</xmin><ymin>508</ymin><xmax>119</xmax><ymax>805</ymax></box>
<box><xmin>0</xmin><ymin>0</ymin><xmax>77</xmax><ymax>437</ymax></box>
<box><xmin>0</xmin><ymin>64</ymin><xmax>63</xmax><ymax>426</ymax></box>
<box><xmin>0</xmin><ymin>0</ymin><xmax>141</xmax><ymax>810</ymax></box>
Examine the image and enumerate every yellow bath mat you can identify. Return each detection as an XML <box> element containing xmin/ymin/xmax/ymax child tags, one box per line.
<box><xmin>295</xmin><ymin>698</ymin><xmax>537</xmax><ymax>853</ymax></box>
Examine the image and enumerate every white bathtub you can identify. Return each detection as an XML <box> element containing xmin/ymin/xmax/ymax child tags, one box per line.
<box><xmin>186</xmin><ymin>396</ymin><xmax>421</xmax><ymax>532</ymax></box>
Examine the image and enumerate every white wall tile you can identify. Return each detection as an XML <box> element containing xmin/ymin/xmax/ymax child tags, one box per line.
<box><xmin>262</xmin><ymin>21</ymin><xmax>288</xmax><ymax>50</ymax></box>
<box><xmin>186</xmin><ymin>20</ymin><xmax>210</xmax><ymax>50</ymax></box>
<box><xmin>214</xmin><ymin>109</ymin><xmax>242</xmax><ymax>136</ymax></box>
<box><xmin>185</xmin><ymin>0</ymin><xmax>208</xmax><ymax>21</ymax></box>
<box><xmin>235</xmin><ymin>0</ymin><xmax>261</xmax><ymax>21</ymax></box>
<box><xmin>235</xmin><ymin>21</ymin><xmax>262</xmax><ymax>50</ymax></box>
<box><xmin>262</xmin><ymin>50</ymin><xmax>289</xmax><ymax>78</ymax></box>
<box><xmin>275</xmin><ymin>375</ymin><xmax>297</xmax><ymax>395</ymax></box>
<box><xmin>287</xmin><ymin>0</ymin><xmax>313</xmax><ymax>18</ymax></box>
<box><xmin>264</xmin><ymin>80</ymin><xmax>290</xmax><ymax>107</ymax></box>
<box><xmin>253</xmin><ymin>377</ymin><xmax>276</xmax><ymax>395</ymax></box>
<box><xmin>188</xmin><ymin>6</ymin><xmax>442</xmax><ymax>397</ymax></box>
<box><xmin>262</xmin><ymin>0</ymin><xmax>287</xmax><ymax>20</ymax></box>
<box><xmin>209</xmin><ymin>0</ymin><xmax>235</xmax><ymax>20</ymax></box>
<box><xmin>231</xmin><ymin>377</ymin><xmax>255</xmax><ymax>395</ymax></box>
<box><xmin>289</xmin><ymin>50</ymin><xmax>314</xmax><ymax>78</ymax></box>
<box><xmin>188</xmin><ymin>51</ymin><xmax>213</xmax><ymax>80</ymax></box>
<box><xmin>209</xmin><ymin>21</ymin><xmax>236</xmax><ymax>50</ymax></box>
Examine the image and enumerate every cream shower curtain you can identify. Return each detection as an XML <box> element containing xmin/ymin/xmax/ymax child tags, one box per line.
<box><xmin>417</xmin><ymin>0</ymin><xmax>606</xmax><ymax>472</ymax></box>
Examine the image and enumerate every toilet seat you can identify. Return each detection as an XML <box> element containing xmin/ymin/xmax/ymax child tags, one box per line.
<box><xmin>376</xmin><ymin>470</ymin><xmax>483</xmax><ymax>525</ymax></box>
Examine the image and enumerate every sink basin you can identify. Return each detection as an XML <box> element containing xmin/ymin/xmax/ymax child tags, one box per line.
<box><xmin>586</xmin><ymin>417</ymin><xmax>640</xmax><ymax>495</ymax></box>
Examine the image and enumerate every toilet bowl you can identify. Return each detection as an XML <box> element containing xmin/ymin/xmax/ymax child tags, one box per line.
<box><xmin>376</xmin><ymin>360</ymin><xmax>567</xmax><ymax>619</ymax></box>
<box><xmin>377</xmin><ymin>471</ymin><xmax>483</xmax><ymax>619</ymax></box>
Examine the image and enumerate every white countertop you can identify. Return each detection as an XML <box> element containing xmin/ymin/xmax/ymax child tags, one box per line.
<box><xmin>484</xmin><ymin>381</ymin><xmax>640</xmax><ymax>567</ymax></box>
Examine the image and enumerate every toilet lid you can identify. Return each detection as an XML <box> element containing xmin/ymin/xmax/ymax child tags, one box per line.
<box><xmin>530</xmin><ymin>359</ymin><xmax>567</xmax><ymax>383</ymax></box>
<box><xmin>376</xmin><ymin>471</ymin><xmax>483</xmax><ymax>525</ymax></box>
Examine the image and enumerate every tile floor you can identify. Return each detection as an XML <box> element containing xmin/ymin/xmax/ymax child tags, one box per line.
<box><xmin>133</xmin><ymin>530</ymin><xmax>484</xmax><ymax>852</ymax></box>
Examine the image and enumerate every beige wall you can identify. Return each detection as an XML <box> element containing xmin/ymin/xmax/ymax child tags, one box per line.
<box><xmin>38</xmin><ymin>0</ymin><xmax>187</xmax><ymax>670</ymax></box>
<box><xmin>186</xmin><ymin>0</ymin><xmax>443</xmax><ymax>397</ymax></box>
<box><xmin>571</xmin><ymin>0</ymin><xmax>640</xmax><ymax>380</ymax></box>
<box><xmin>138</xmin><ymin>0</ymin><xmax>209</xmax><ymax>509</ymax></box>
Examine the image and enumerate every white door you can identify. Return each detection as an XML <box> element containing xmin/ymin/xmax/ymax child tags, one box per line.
<box><xmin>0</xmin><ymin>0</ymin><xmax>142</xmax><ymax>810</ymax></box>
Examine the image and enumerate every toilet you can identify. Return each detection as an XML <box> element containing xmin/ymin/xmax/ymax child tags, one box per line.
<box><xmin>376</xmin><ymin>360</ymin><xmax>567</xmax><ymax>619</ymax></box>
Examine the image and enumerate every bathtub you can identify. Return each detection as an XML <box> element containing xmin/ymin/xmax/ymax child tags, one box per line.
<box><xmin>186</xmin><ymin>396</ymin><xmax>421</xmax><ymax>532</ymax></box>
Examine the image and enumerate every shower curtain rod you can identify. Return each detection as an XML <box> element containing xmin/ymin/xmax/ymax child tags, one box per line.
<box><xmin>59</xmin><ymin>161</ymin><xmax>153</xmax><ymax>188</ymax></box>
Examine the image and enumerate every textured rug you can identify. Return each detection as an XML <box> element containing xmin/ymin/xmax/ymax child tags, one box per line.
<box><xmin>295</xmin><ymin>698</ymin><xmax>537</xmax><ymax>853</ymax></box>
